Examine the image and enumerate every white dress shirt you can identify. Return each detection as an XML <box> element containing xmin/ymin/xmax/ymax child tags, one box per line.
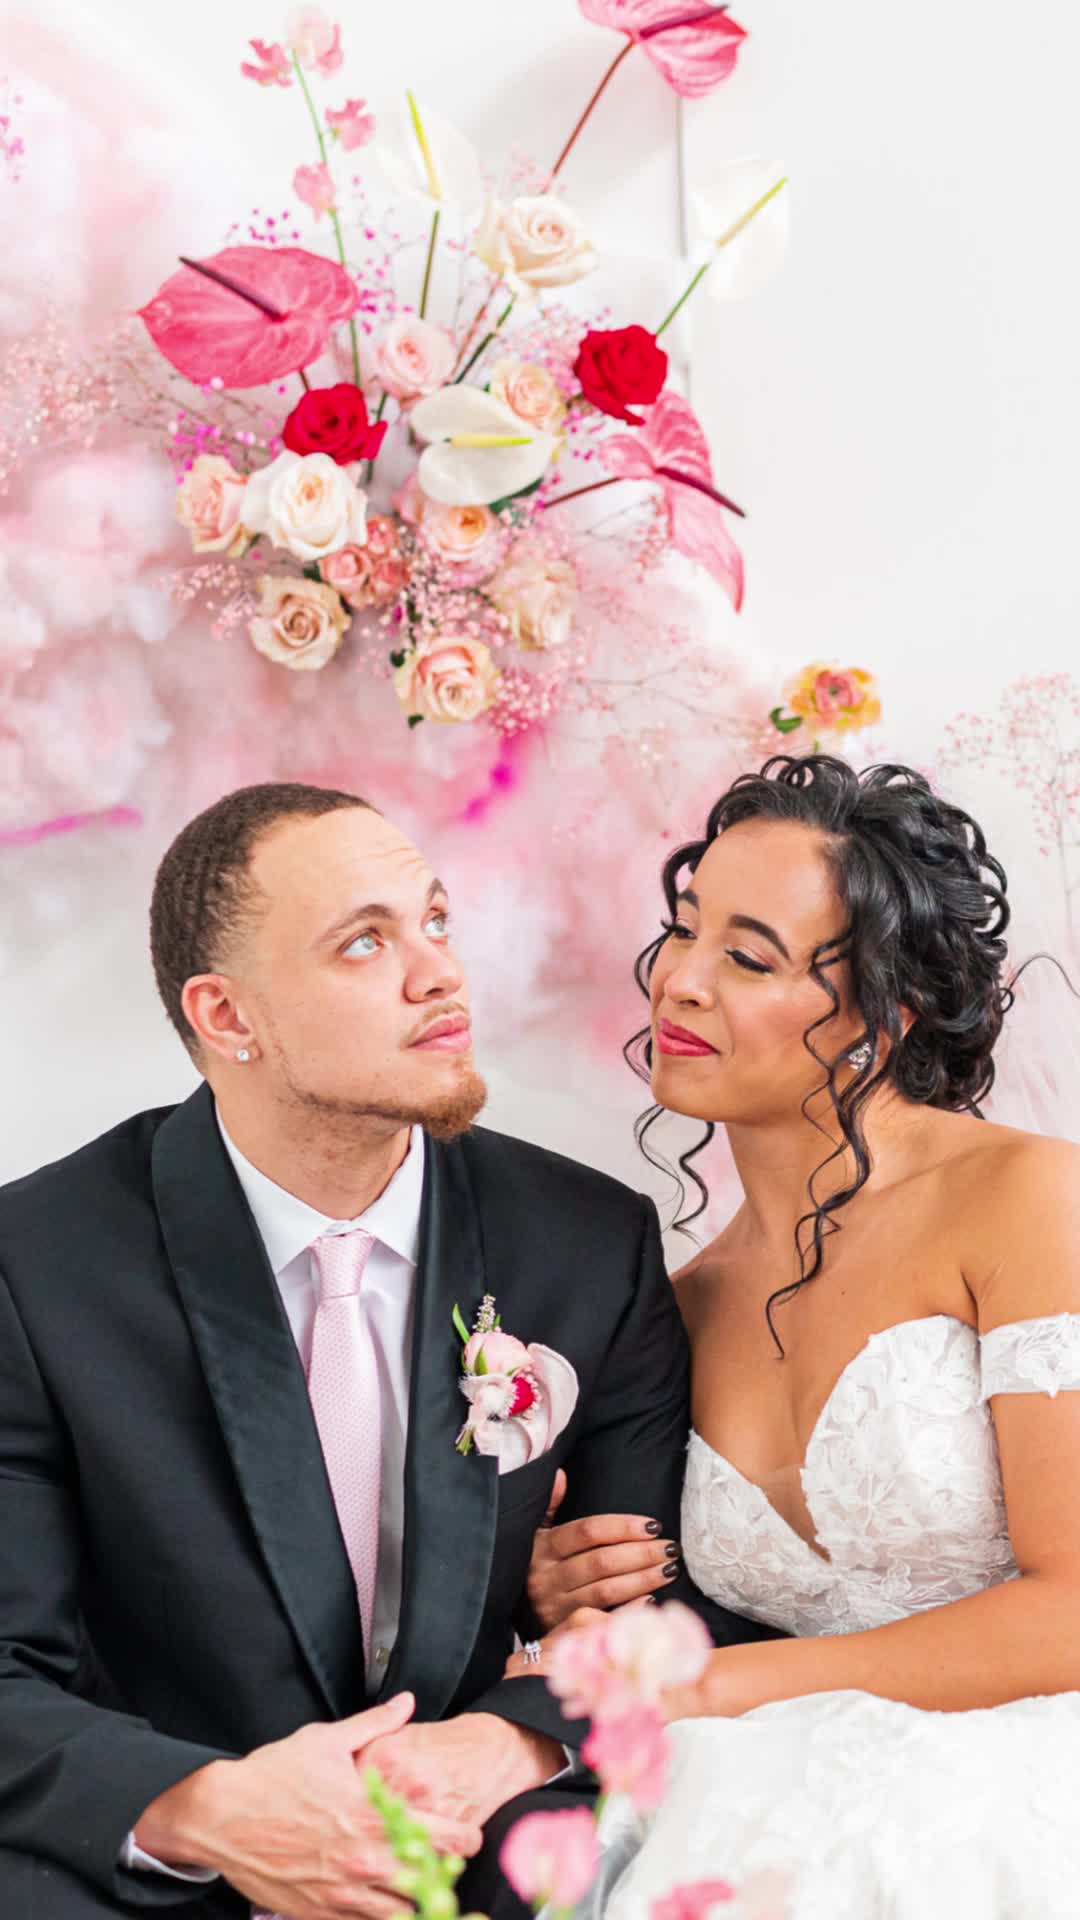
<box><xmin>125</xmin><ymin>1114</ymin><xmax>424</xmax><ymax>1881</ymax></box>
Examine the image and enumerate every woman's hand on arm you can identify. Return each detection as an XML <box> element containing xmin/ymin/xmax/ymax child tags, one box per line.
<box><xmin>525</xmin><ymin>1470</ymin><xmax>682</xmax><ymax>1631</ymax></box>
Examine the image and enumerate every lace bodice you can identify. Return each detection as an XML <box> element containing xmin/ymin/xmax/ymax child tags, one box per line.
<box><xmin>683</xmin><ymin>1313</ymin><xmax>1080</xmax><ymax>1637</ymax></box>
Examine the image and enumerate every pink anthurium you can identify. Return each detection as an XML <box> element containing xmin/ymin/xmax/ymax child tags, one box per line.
<box><xmin>599</xmin><ymin>390</ymin><xmax>746</xmax><ymax>610</ymax></box>
<box><xmin>578</xmin><ymin>0</ymin><xmax>747</xmax><ymax>98</ymax></box>
<box><xmin>137</xmin><ymin>246</ymin><xmax>360</xmax><ymax>388</ymax></box>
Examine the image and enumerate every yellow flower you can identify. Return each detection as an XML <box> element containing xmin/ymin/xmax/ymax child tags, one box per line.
<box><xmin>782</xmin><ymin>662</ymin><xmax>881</xmax><ymax>734</ymax></box>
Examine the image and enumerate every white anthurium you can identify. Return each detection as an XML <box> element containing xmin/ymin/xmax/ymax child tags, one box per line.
<box><xmin>410</xmin><ymin>385</ymin><xmax>557</xmax><ymax>507</ymax></box>
<box><xmin>692</xmin><ymin>158</ymin><xmax>789</xmax><ymax>302</ymax></box>
<box><xmin>373</xmin><ymin>92</ymin><xmax>484</xmax><ymax>218</ymax></box>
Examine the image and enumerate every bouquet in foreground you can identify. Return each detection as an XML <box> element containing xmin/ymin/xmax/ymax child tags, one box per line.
<box><xmin>366</xmin><ymin>1602</ymin><xmax>792</xmax><ymax>1920</ymax></box>
<box><xmin>141</xmin><ymin>2</ymin><xmax>787</xmax><ymax>737</ymax></box>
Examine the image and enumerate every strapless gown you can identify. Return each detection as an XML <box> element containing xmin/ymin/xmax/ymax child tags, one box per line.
<box><xmin>579</xmin><ymin>1314</ymin><xmax>1080</xmax><ymax>1919</ymax></box>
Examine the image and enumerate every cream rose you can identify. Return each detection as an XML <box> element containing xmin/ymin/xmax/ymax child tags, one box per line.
<box><xmin>421</xmin><ymin>501</ymin><xmax>502</xmax><ymax>580</ymax></box>
<box><xmin>475</xmin><ymin>195</ymin><xmax>595</xmax><ymax>296</ymax></box>
<box><xmin>488</xmin><ymin>357</ymin><xmax>566</xmax><ymax>435</ymax></box>
<box><xmin>491</xmin><ymin>541</ymin><xmax>577</xmax><ymax>650</ymax></box>
<box><xmin>394</xmin><ymin>629</ymin><xmax>500</xmax><ymax>724</ymax></box>
<box><xmin>249</xmin><ymin>574</ymin><xmax>349</xmax><ymax>671</ymax></box>
<box><xmin>242</xmin><ymin>451</ymin><xmax>367</xmax><ymax>563</ymax></box>
<box><xmin>374</xmin><ymin>316</ymin><xmax>456</xmax><ymax>402</ymax></box>
<box><xmin>175</xmin><ymin>454</ymin><xmax>249</xmax><ymax>556</ymax></box>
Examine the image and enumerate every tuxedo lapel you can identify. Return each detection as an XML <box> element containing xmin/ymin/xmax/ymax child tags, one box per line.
<box><xmin>151</xmin><ymin>1084</ymin><xmax>364</xmax><ymax>1720</ymax></box>
<box><xmin>383</xmin><ymin>1134</ymin><xmax>498</xmax><ymax>1719</ymax></box>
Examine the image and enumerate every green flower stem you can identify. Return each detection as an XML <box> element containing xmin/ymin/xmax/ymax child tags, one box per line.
<box><xmin>654</xmin><ymin>175</ymin><xmax>789</xmax><ymax>340</ymax></box>
<box><xmin>292</xmin><ymin>52</ymin><xmax>361</xmax><ymax>384</ymax></box>
<box><xmin>454</xmin><ymin>298</ymin><xmax>516</xmax><ymax>383</ymax></box>
<box><xmin>420</xmin><ymin>208</ymin><xmax>441</xmax><ymax>320</ymax></box>
<box><xmin>366</xmin><ymin>1767</ymin><xmax>465</xmax><ymax>1920</ymax></box>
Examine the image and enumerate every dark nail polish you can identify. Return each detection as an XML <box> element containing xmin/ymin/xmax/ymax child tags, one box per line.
<box><xmin>663</xmin><ymin>1560</ymin><xmax>680</xmax><ymax>1580</ymax></box>
<box><xmin>666</xmin><ymin>1543</ymin><xmax>681</xmax><ymax>1559</ymax></box>
<box><xmin>645</xmin><ymin>1519</ymin><xmax>663</xmax><ymax>1537</ymax></box>
<box><xmin>646</xmin><ymin>1594</ymin><xmax>660</xmax><ymax>1605</ymax></box>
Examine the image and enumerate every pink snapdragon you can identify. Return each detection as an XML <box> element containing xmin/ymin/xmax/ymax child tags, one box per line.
<box><xmin>583</xmin><ymin>1707</ymin><xmax>669</xmax><ymax>1811</ymax></box>
<box><xmin>326</xmin><ymin>98</ymin><xmax>376</xmax><ymax>151</ymax></box>
<box><xmin>501</xmin><ymin>1807</ymin><xmax>600</xmax><ymax>1909</ymax></box>
<box><xmin>293</xmin><ymin>163</ymin><xmax>337</xmax><ymax>221</ymax></box>
<box><xmin>240</xmin><ymin>39</ymin><xmax>292</xmax><ymax>87</ymax></box>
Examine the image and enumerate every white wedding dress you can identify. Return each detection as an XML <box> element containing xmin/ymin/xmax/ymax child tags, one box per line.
<box><xmin>582</xmin><ymin>1313</ymin><xmax>1080</xmax><ymax>1919</ymax></box>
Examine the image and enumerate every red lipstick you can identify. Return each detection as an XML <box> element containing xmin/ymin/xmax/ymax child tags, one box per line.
<box><xmin>656</xmin><ymin>1018</ymin><xmax>718</xmax><ymax>1058</ymax></box>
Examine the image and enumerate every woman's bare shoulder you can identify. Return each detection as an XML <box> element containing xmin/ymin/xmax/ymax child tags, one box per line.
<box><xmin>671</xmin><ymin>1238</ymin><xmax>730</xmax><ymax>1333</ymax></box>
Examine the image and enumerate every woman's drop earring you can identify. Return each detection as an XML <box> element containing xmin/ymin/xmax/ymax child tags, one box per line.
<box><xmin>848</xmin><ymin>1040</ymin><xmax>873</xmax><ymax>1071</ymax></box>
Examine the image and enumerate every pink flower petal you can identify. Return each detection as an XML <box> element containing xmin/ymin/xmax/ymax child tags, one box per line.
<box><xmin>600</xmin><ymin>392</ymin><xmax>745</xmax><ymax>609</ymax></box>
<box><xmin>578</xmin><ymin>0</ymin><xmax>747</xmax><ymax>99</ymax></box>
<box><xmin>526</xmin><ymin>1343</ymin><xmax>580</xmax><ymax>1451</ymax></box>
<box><xmin>138</xmin><ymin>246</ymin><xmax>359</xmax><ymax>388</ymax></box>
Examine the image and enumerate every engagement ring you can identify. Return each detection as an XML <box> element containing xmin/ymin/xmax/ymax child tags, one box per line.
<box><xmin>522</xmin><ymin>1640</ymin><xmax>543</xmax><ymax>1666</ymax></box>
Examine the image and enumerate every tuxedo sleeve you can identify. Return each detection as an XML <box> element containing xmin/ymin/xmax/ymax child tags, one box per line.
<box><xmin>460</xmin><ymin>1195</ymin><xmax>779</xmax><ymax>1751</ymax></box>
<box><xmin>0</xmin><ymin>1265</ymin><xmax>232</xmax><ymax>1907</ymax></box>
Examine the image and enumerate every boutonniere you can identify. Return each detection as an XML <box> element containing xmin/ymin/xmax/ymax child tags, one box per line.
<box><xmin>452</xmin><ymin>1293</ymin><xmax>579</xmax><ymax>1474</ymax></box>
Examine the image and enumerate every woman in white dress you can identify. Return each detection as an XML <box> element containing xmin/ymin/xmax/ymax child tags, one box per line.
<box><xmin>518</xmin><ymin>754</ymin><xmax>1080</xmax><ymax>1919</ymax></box>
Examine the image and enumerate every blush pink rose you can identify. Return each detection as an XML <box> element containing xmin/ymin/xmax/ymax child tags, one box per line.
<box><xmin>500</xmin><ymin>1807</ymin><xmax>599</xmax><ymax>1909</ymax></box>
<box><xmin>421</xmin><ymin>501</ymin><xmax>503</xmax><ymax>582</ymax></box>
<box><xmin>583</xmin><ymin>1707</ymin><xmax>669</xmax><ymax>1811</ymax></box>
<box><xmin>374</xmin><ymin>317</ymin><xmax>455</xmax><ymax>403</ymax></box>
<box><xmin>248</xmin><ymin>574</ymin><xmax>349</xmax><ymax>671</ymax></box>
<box><xmin>175</xmin><ymin>454</ymin><xmax>249</xmax><ymax>556</ymax></box>
<box><xmin>474</xmin><ymin>194</ymin><xmax>595</xmax><ymax>297</ymax></box>
<box><xmin>293</xmin><ymin>163</ymin><xmax>337</xmax><ymax>221</ymax></box>
<box><xmin>490</xmin><ymin>539</ymin><xmax>577</xmax><ymax>650</ymax></box>
<box><xmin>394</xmin><ymin>628</ymin><xmax>500</xmax><ymax>725</ymax></box>
<box><xmin>325</xmin><ymin>97</ymin><xmax>375</xmax><ymax>150</ymax></box>
<box><xmin>488</xmin><ymin>357</ymin><xmax>566</xmax><ymax>435</ymax></box>
<box><xmin>467</xmin><ymin>1342</ymin><xmax>579</xmax><ymax>1473</ymax></box>
<box><xmin>463</xmin><ymin>1328</ymin><xmax>531</xmax><ymax>1375</ymax></box>
<box><xmin>319</xmin><ymin>516</ymin><xmax>405</xmax><ymax>610</ymax></box>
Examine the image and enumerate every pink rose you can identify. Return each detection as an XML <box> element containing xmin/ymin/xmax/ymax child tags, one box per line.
<box><xmin>293</xmin><ymin>163</ymin><xmax>337</xmax><ymax>221</ymax></box>
<box><xmin>421</xmin><ymin>501</ymin><xmax>503</xmax><ymax>582</ymax></box>
<box><xmin>240</xmin><ymin>39</ymin><xmax>292</xmax><ymax>87</ymax></box>
<box><xmin>319</xmin><ymin>517</ymin><xmax>405</xmax><ymax>610</ymax></box>
<box><xmin>326</xmin><ymin>97</ymin><xmax>375</xmax><ymax>151</ymax></box>
<box><xmin>583</xmin><ymin>1707</ymin><xmax>669</xmax><ymax>1811</ymax></box>
<box><xmin>474</xmin><ymin>194</ymin><xmax>595</xmax><ymax>297</ymax></box>
<box><xmin>249</xmin><ymin>574</ymin><xmax>349</xmax><ymax>671</ymax></box>
<box><xmin>463</xmin><ymin>1328</ymin><xmax>531</xmax><ymax>1375</ymax></box>
<box><xmin>175</xmin><ymin>454</ymin><xmax>248</xmax><ymax>556</ymax></box>
<box><xmin>394</xmin><ymin>628</ymin><xmax>500</xmax><ymax>726</ymax></box>
<box><xmin>374</xmin><ymin>317</ymin><xmax>455</xmax><ymax>403</ymax></box>
<box><xmin>286</xmin><ymin>7</ymin><xmax>343</xmax><ymax>72</ymax></box>
<box><xmin>651</xmin><ymin>1882</ymin><xmax>738</xmax><ymax>1920</ymax></box>
<box><xmin>500</xmin><ymin>1808</ymin><xmax>599</xmax><ymax>1910</ymax></box>
<box><xmin>488</xmin><ymin>357</ymin><xmax>566</xmax><ymax>435</ymax></box>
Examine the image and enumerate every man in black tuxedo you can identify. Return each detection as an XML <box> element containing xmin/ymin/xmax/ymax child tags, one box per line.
<box><xmin>0</xmin><ymin>782</ymin><xmax>769</xmax><ymax>1919</ymax></box>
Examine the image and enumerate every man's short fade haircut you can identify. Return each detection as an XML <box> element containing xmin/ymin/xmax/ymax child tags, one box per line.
<box><xmin>150</xmin><ymin>781</ymin><xmax>373</xmax><ymax>1053</ymax></box>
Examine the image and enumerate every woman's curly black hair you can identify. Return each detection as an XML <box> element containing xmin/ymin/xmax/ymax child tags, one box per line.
<box><xmin>627</xmin><ymin>754</ymin><xmax>1016</xmax><ymax>1350</ymax></box>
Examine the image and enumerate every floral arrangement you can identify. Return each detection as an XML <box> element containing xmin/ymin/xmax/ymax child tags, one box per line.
<box><xmin>452</xmin><ymin>1293</ymin><xmax>579</xmax><ymax>1469</ymax></box>
<box><xmin>769</xmin><ymin>661</ymin><xmax>882</xmax><ymax>749</ymax></box>
<box><xmin>135</xmin><ymin>1</ymin><xmax>787</xmax><ymax>735</ymax></box>
<box><xmin>367</xmin><ymin>1602</ymin><xmax>792</xmax><ymax>1920</ymax></box>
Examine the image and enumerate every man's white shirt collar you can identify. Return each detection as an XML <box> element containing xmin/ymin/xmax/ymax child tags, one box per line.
<box><xmin>216</xmin><ymin>1111</ymin><xmax>425</xmax><ymax>1278</ymax></box>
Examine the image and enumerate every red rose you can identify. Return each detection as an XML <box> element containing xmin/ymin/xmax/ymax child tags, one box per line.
<box><xmin>282</xmin><ymin>382</ymin><xmax>387</xmax><ymax>465</ymax></box>
<box><xmin>573</xmin><ymin>325</ymin><xmax>668</xmax><ymax>426</ymax></box>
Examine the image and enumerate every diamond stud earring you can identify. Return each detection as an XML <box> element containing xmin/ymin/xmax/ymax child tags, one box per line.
<box><xmin>236</xmin><ymin>1047</ymin><xmax>251</xmax><ymax>1063</ymax></box>
<box><xmin>848</xmin><ymin>1040</ymin><xmax>873</xmax><ymax>1071</ymax></box>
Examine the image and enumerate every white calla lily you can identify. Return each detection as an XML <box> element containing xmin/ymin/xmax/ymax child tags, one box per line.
<box><xmin>410</xmin><ymin>385</ymin><xmax>557</xmax><ymax>507</ymax></box>
<box><xmin>373</xmin><ymin>93</ymin><xmax>484</xmax><ymax>217</ymax></box>
<box><xmin>692</xmin><ymin>158</ymin><xmax>789</xmax><ymax>301</ymax></box>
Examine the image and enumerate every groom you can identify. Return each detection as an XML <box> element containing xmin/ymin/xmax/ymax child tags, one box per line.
<box><xmin>0</xmin><ymin>783</ymin><xmax>765</xmax><ymax>1919</ymax></box>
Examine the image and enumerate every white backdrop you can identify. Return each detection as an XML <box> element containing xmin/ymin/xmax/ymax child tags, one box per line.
<box><xmin>2</xmin><ymin>0</ymin><xmax>1078</xmax><ymax>1195</ymax></box>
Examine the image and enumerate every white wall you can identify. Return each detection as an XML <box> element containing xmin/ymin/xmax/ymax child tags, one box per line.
<box><xmin>2</xmin><ymin>0</ymin><xmax>1078</xmax><ymax>1194</ymax></box>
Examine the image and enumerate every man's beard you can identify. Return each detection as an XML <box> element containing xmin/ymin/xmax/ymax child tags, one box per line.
<box><xmin>277</xmin><ymin>1054</ymin><xmax>488</xmax><ymax>1141</ymax></box>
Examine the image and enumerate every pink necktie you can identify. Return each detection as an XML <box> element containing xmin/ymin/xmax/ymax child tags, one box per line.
<box><xmin>306</xmin><ymin>1226</ymin><xmax>382</xmax><ymax>1657</ymax></box>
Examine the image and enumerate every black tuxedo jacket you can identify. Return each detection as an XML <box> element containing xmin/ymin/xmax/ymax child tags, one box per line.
<box><xmin>0</xmin><ymin>1085</ymin><xmax>771</xmax><ymax>1911</ymax></box>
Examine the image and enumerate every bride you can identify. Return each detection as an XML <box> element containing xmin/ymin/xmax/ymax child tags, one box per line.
<box><xmin>517</xmin><ymin>754</ymin><xmax>1080</xmax><ymax>1918</ymax></box>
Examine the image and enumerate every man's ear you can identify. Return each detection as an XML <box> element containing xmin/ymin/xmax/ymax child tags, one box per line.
<box><xmin>181</xmin><ymin>974</ymin><xmax>260</xmax><ymax>1066</ymax></box>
